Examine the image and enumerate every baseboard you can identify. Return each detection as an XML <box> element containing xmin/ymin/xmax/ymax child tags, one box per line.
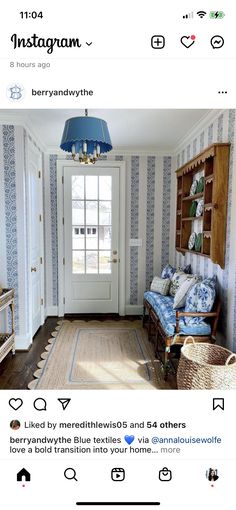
<box><xmin>46</xmin><ymin>305</ymin><xmax>143</xmax><ymax>317</ymax></box>
<box><xmin>15</xmin><ymin>333</ymin><xmax>32</xmax><ymax>350</ymax></box>
<box><xmin>46</xmin><ymin>306</ymin><xmax>59</xmax><ymax>316</ymax></box>
<box><xmin>125</xmin><ymin>305</ymin><xmax>143</xmax><ymax>315</ymax></box>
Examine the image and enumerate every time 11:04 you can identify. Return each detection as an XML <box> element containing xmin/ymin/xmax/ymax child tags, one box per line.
<box><xmin>19</xmin><ymin>12</ymin><xmax>43</xmax><ymax>19</ymax></box>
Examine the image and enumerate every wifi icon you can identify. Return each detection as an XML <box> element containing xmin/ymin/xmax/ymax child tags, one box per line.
<box><xmin>197</xmin><ymin>10</ymin><xmax>207</xmax><ymax>18</ymax></box>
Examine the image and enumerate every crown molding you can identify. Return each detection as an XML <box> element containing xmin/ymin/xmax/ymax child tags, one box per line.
<box><xmin>174</xmin><ymin>109</ymin><xmax>225</xmax><ymax>154</ymax></box>
<box><xmin>0</xmin><ymin>111</ymin><xmax>46</xmax><ymax>152</ymax></box>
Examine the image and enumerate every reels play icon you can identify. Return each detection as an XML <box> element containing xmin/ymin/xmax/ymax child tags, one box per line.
<box><xmin>111</xmin><ymin>468</ymin><xmax>125</xmax><ymax>482</ymax></box>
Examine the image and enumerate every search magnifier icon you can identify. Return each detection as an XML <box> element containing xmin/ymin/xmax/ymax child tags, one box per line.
<box><xmin>64</xmin><ymin>468</ymin><xmax>78</xmax><ymax>481</ymax></box>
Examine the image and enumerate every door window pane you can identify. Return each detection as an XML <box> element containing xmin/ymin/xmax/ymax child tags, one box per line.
<box><xmin>86</xmin><ymin>227</ymin><xmax>98</xmax><ymax>249</ymax></box>
<box><xmin>99</xmin><ymin>226</ymin><xmax>112</xmax><ymax>250</ymax></box>
<box><xmin>99</xmin><ymin>201</ymin><xmax>111</xmax><ymax>225</ymax></box>
<box><xmin>71</xmin><ymin>174</ymin><xmax>113</xmax><ymax>277</ymax></box>
<box><xmin>86</xmin><ymin>201</ymin><xmax>98</xmax><ymax>225</ymax></box>
<box><xmin>72</xmin><ymin>201</ymin><xmax>84</xmax><ymax>224</ymax></box>
<box><xmin>72</xmin><ymin>227</ymin><xmax>85</xmax><ymax>249</ymax></box>
<box><xmin>72</xmin><ymin>176</ymin><xmax>84</xmax><ymax>199</ymax></box>
<box><xmin>99</xmin><ymin>176</ymin><xmax>112</xmax><ymax>200</ymax></box>
<box><xmin>86</xmin><ymin>175</ymin><xmax>98</xmax><ymax>199</ymax></box>
<box><xmin>73</xmin><ymin>251</ymin><xmax>85</xmax><ymax>273</ymax></box>
<box><xmin>86</xmin><ymin>251</ymin><xmax>98</xmax><ymax>273</ymax></box>
<box><xmin>99</xmin><ymin>251</ymin><xmax>111</xmax><ymax>274</ymax></box>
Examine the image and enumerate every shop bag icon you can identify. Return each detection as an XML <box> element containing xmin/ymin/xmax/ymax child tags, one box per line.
<box><xmin>159</xmin><ymin>467</ymin><xmax>172</xmax><ymax>482</ymax></box>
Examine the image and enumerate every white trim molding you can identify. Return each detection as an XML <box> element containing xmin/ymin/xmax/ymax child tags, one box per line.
<box><xmin>15</xmin><ymin>332</ymin><xmax>32</xmax><ymax>350</ymax></box>
<box><xmin>125</xmin><ymin>305</ymin><xmax>143</xmax><ymax>315</ymax></box>
<box><xmin>174</xmin><ymin>109</ymin><xmax>224</xmax><ymax>154</ymax></box>
<box><xmin>47</xmin><ymin>306</ymin><xmax>59</xmax><ymax>316</ymax></box>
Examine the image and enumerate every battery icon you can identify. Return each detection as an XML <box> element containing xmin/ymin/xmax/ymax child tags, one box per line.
<box><xmin>209</xmin><ymin>11</ymin><xmax>225</xmax><ymax>19</ymax></box>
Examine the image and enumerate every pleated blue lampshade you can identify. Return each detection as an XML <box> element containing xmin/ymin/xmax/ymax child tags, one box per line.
<box><xmin>60</xmin><ymin>116</ymin><xmax>112</xmax><ymax>154</ymax></box>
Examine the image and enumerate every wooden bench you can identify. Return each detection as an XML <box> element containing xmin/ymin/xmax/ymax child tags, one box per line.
<box><xmin>143</xmin><ymin>297</ymin><xmax>221</xmax><ymax>380</ymax></box>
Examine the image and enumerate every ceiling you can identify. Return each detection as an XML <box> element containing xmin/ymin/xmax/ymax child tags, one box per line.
<box><xmin>1</xmin><ymin>109</ymin><xmax>211</xmax><ymax>151</ymax></box>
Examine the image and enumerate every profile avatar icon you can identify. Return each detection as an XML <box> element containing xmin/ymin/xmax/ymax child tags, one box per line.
<box><xmin>206</xmin><ymin>468</ymin><xmax>219</xmax><ymax>482</ymax></box>
<box><xmin>7</xmin><ymin>84</ymin><xmax>25</xmax><ymax>101</ymax></box>
<box><xmin>10</xmin><ymin>419</ymin><xmax>21</xmax><ymax>430</ymax></box>
<box><xmin>10</xmin><ymin>85</ymin><xmax>22</xmax><ymax>100</ymax></box>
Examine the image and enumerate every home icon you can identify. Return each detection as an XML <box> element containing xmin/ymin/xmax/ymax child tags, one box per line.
<box><xmin>17</xmin><ymin>468</ymin><xmax>31</xmax><ymax>482</ymax></box>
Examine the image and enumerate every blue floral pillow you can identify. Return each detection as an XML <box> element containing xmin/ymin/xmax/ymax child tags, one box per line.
<box><xmin>202</xmin><ymin>275</ymin><xmax>217</xmax><ymax>290</ymax></box>
<box><xmin>161</xmin><ymin>264</ymin><xmax>176</xmax><ymax>279</ymax></box>
<box><xmin>161</xmin><ymin>263</ymin><xmax>191</xmax><ymax>279</ymax></box>
<box><xmin>184</xmin><ymin>277</ymin><xmax>216</xmax><ymax>324</ymax></box>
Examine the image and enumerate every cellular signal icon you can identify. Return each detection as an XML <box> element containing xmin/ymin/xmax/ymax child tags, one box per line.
<box><xmin>183</xmin><ymin>12</ymin><xmax>194</xmax><ymax>19</ymax></box>
<box><xmin>197</xmin><ymin>10</ymin><xmax>207</xmax><ymax>18</ymax></box>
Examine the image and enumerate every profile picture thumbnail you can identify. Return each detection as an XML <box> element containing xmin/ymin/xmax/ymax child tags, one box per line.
<box><xmin>206</xmin><ymin>468</ymin><xmax>219</xmax><ymax>482</ymax></box>
<box><xmin>10</xmin><ymin>420</ymin><xmax>21</xmax><ymax>430</ymax></box>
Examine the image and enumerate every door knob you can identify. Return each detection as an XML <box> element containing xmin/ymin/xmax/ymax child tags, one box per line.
<box><xmin>108</xmin><ymin>259</ymin><xmax>117</xmax><ymax>263</ymax></box>
<box><xmin>31</xmin><ymin>267</ymin><xmax>37</xmax><ymax>272</ymax></box>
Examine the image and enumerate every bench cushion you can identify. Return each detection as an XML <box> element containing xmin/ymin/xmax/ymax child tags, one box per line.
<box><xmin>144</xmin><ymin>291</ymin><xmax>211</xmax><ymax>337</ymax></box>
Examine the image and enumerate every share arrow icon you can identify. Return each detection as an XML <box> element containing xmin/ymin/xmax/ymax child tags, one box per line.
<box><xmin>58</xmin><ymin>398</ymin><xmax>71</xmax><ymax>410</ymax></box>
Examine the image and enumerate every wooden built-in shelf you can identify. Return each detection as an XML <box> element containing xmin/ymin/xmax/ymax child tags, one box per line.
<box><xmin>178</xmin><ymin>248</ymin><xmax>209</xmax><ymax>257</ymax></box>
<box><xmin>205</xmin><ymin>173</ymin><xmax>214</xmax><ymax>183</ymax></box>
<box><xmin>176</xmin><ymin>143</ymin><xmax>230</xmax><ymax>268</ymax></box>
<box><xmin>182</xmin><ymin>216</ymin><xmax>203</xmax><ymax>222</ymax></box>
<box><xmin>182</xmin><ymin>192</ymin><xmax>204</xmax><ymax>202</ymax></box>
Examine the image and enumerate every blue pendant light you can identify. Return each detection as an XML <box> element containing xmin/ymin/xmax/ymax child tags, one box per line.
<box><xmin>60</xmin><ymin>109</ymin><xmax>112</xmax><ymax>164</ymax></box>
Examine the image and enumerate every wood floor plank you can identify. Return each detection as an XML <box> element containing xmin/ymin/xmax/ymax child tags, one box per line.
<box><xmin>0</xmin><ymin>316</ymin><xmax>177</xmax><ymax>389</ymax></box>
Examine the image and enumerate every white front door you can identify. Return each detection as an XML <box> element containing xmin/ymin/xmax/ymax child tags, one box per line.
<box><xmin>64</xmin><ymin>166</ymin><xmax>119</xmax><ymax>313</ymax></box>
<box><xmin>28</xmin><ymin>142</ymin><xmax>43</xmax><ymax>336</ymax></box>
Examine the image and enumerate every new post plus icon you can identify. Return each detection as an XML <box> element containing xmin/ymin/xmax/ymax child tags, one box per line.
<box><xmin>151</xmin><ymin>35</ymin><xmax>165</xmax><ymax>49</ymax></box>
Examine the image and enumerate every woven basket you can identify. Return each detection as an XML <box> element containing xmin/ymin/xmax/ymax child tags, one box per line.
<box><xmin>177</xmin><ymin>336</ymin><xmax>236</xmax><ymax>390</ymax></box>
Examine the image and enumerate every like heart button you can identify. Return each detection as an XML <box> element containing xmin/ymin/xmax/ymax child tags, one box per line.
<box><xmin>181</xmin><ymin>35</ymin><xmax>196</xmax><ymax>48</ymax></box>
<box><xmin>9</xmin><ymin>398</ymin><xmax>23</xmax><ymax>410</ymax></box>
<box><xmin>124</xmin><ymin>435</ymin><xmax>135</xmax><ymax>445</ymax></box>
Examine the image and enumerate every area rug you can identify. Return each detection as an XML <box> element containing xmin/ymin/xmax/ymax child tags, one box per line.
<box><xmin>28</xmin><ymin>320</ymin><xmax>169</xmax><ymax>390</ymax></box>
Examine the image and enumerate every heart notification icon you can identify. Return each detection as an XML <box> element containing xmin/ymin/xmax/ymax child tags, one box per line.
<box><xmin>181</xmin><ymin>35</ymin><xmax>196</xmax><ymax>48</ymax></box>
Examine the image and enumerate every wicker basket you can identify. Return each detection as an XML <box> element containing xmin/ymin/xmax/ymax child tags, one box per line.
<box><xmin>177</xmin><ymin>336</ymin><xmax>236</xmax><ymax>390</ymax></box>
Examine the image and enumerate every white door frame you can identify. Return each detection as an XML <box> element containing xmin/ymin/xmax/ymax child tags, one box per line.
<box><xmin>57</xmin><ymin>159</ymin><xmax>126</xmax><ymax>316</ymax></box>
<box><xmin>26</xmin><ymin>137</ymin><xmax>45</xmax><ymax>339</ymax></box>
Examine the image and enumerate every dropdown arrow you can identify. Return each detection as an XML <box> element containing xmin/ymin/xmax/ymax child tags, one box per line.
<box><xmin>86</xmin><ymin>41</ymin><xmax>93</xmax><ymax>46</ymax></box>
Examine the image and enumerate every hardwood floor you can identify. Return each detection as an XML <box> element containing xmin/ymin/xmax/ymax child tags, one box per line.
<box><xmin>0</xmin><ymin>316</ymin><xmax>177</xmax><ymax>389</ymax></box>
<box><xmin>0</xmin><ymin>317</ymin><xmax>59</xmax><ymax>389</ymax></box>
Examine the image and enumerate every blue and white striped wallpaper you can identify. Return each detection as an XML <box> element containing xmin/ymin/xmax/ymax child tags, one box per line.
<box><xmin>145</xmin><ymin>156</ymin><xmax>156</xmax><ymax>290</ymax></box>
<box><xmin>2</xmin><ymin>125</ymin><xmax>19</xmax><ymax>332</ymax></box>
<box><xmin>49</xmin><ymin>155</ymin><xmax>58</xmax><ymax>307</ymax></box>
<box><xmin>130</xmin><ymin>156</ymin><xmax>140</xmax><ymax>304</ymax></box>
<box><xmin>161</xmin><ymin>156</ymin><xmax>172</xmax><ymax>270</ymax></box>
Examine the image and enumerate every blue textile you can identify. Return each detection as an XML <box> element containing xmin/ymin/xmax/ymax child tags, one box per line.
<box><xmin>144</xmin><ymin>291</ymin><xmax>211</xmax><ymax>337</ymax></box>
<box><xmin>184</xmin><ymin>277</ymin><xmax>216</xmax><ymax>324</ymax></box>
